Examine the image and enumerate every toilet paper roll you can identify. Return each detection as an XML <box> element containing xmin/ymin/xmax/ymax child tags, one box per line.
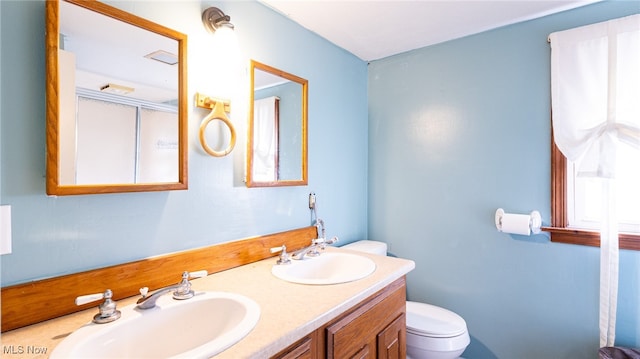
<box><xmin>500</xmin><ymin>213</ymin><xmax>531</xmax><ymax>235</ymax></box>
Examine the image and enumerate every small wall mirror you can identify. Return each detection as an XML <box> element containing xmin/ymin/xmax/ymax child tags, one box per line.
<box><xmin>246</xmin><ymin>60</ymin><xmax>308</xmax><ymax>187</ymax></box>
<box><xmin>46</xmin><ymin>0</ymin><xmax>188</xmax><ymax>195</ymax></box>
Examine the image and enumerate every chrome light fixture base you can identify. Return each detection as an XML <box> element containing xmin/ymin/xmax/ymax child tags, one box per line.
<box><xmin>202</xmin><ymin>7</ymin><xmax>234</xmax><ymax>33</ymax></box>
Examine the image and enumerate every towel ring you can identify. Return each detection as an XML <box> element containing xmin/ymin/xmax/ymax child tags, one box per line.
<box><xmin>197</xmin><ymin>97</ymin><xmax>236</xmax><ymax>157</ymax></box>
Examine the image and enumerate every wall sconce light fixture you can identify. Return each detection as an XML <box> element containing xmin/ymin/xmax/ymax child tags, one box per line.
<box><xmin>198</xmin><ymin>7</ymin><xmax>238</xmax><ymax>157</ymax></box>
<box><xmin>202</xmin><ymin>7</ymin><xmax>234</xmax><ymax>33</ymax></box>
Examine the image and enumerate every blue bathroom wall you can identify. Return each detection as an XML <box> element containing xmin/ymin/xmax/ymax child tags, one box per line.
<box><xmin>0</xmin><ymin>1</ymin><xmax>368</xmax><ymax>285</ymax></box>
<box><xmin>368</xmin><ymin>2</ymin><xmax>639</xmax><ymax>358</ymax></box>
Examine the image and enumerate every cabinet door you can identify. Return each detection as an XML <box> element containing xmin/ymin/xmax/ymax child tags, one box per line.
<box><xmin>350</xmin><ymin>344</ymin><xmax>372</xmax><ymax>359</ymax></box>
<box><xmin>377</xmin><ymin>313</ymin><xmax>406</xmax><ymax>359</ymax></box>
<box><xmin>273</xmin><ymin>336</ymin><xmax>314</xmax><ymax>359</ymax></box>
<box><xmin>326</xmin><ymin>278</ymin><xmax>406</xmax><ymax>359</ymax></box>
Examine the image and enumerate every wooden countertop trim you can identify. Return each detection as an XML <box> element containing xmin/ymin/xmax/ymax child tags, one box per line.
<box><xmin>1</xmin><ymin>226</ymin><xmax>317</xmax><ymax>332</ymax></box>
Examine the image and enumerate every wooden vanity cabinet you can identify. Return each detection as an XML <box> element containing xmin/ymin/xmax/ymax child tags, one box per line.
<box><xmin>273</xmin><ymin>277</ymin><xmax>406</xmax><ymax>359</ymax></box>
<box><xmin>273</xmin><ymin>335</ymin><xmax>317</xmax><ymax>359</ymax></box>
<box><xmin>376</xmin><ymin>312</ymin><xmax>407</xmax><ymax>359</ymax></box>
<box><xmin>326</xmin><ymin>276</ymin><xmax>406</xmax><ymax>359</ymax></box>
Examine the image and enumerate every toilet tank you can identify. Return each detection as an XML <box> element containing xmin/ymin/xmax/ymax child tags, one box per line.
<box><xmin>342</xmin><ymin>240</ymin><xmax>388</xmax><ymax>256</ymax></box>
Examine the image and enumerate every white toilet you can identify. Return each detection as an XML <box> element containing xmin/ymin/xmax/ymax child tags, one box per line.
<box><xmin>342</xmin><ymin>240</ymin><xmax>470</xmax><ymax>359</ymax></box>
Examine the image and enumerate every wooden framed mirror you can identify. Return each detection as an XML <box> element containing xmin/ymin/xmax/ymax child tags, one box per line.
<box><xmin>246</xmin><ymin>60</ymin><xmax>308</xmax><ymax>187</ymax></box>
<box><xmin>45</xmin><ymin>0</ymin><xmax>188</xmax><ymax>195</ymax></box>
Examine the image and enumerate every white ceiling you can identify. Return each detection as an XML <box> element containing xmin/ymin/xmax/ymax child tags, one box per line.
<box><xmin>260</xmin><ymin>0</ymin><xmax>601</xmax><ymax>61</ymax></box>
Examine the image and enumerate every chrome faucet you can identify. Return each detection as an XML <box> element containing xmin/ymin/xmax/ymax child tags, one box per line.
<box><xmin>315</xmin><ymin>218</ymin><xmax>326</xmax><ymax>241</ymax></box>
<box><xmin>270</xmin><ymin>245</ymin><xmax>291</xmax><ymax>264</ymax></box>
<box><xmin>290</xmin><ymin>223</ymin><xmax>339</xmax><ymax>260</ymax></box>
<box><xmin>136</xmin><ymin>270</ymin><xmax>207</xmax><ymax>310</ymax></box>
<box><xmin>272</xmin><ymin>218</ymin><xmax>338</xmax><ymax>263</ymax></box>
<box><xmin>291</xmin><ymin>236</ymin><xmax>339</xmax><ymax>260</ymax></box>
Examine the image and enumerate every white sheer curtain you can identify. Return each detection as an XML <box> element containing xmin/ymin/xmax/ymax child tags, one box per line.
<box><xmin>253</xmin><ymin>97</ymin><xmax>279</xmax><ymax>182</ymax></box>
<box><xmin>549</xmin><ymin>14</ymin><xmax>640</xmax><ymax>347</ymax></box>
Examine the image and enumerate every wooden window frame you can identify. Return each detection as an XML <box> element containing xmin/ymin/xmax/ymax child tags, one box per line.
<box><xmin>545</xmin><ymin>134</ymin><xmax>640</xmax><ymax>251</ymax></box>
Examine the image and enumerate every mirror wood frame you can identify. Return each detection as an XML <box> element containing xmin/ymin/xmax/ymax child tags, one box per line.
<box><xmin>45</xmin><ymin>0</ymin><xmax>188</xmax><ymax>196</ymax></box>
<box><xmin>246</xmin><ymin>60</ymin><xmax>308</xmax><ymax>188</ymax></box>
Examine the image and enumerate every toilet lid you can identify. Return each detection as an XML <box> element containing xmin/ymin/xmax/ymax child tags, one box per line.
<box><xmin>406</xmin><ymin>301</ymin><xmax>468</xmax><ymax>338</ymax></box>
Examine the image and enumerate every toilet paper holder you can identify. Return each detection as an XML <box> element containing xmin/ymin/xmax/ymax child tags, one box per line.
<box><xmin>495</xmin><ymin>208</ymin><xmax>542</xmax><ymax>235</ymax></box>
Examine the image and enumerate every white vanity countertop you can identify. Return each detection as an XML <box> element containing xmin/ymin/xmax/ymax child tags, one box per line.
<box><xmin>1</xmin><ymin>246</ymin><xmax>415</xmax><ymax>358</ymax></box>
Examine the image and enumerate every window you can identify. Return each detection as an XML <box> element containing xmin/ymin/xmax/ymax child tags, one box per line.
<box><xmin>547</xmin><ymin>14</ymin><xmax>640</xmax><ymax>251</ymax></box>
<box><xmin>569</xmin><ymin>142</ymin><xmax>640</xmax><ymax>233</ymax></box>
<box><xmin>549</xmin><ymin>141</ymin><xmax>640</xmax><ymax>251</ymax></box>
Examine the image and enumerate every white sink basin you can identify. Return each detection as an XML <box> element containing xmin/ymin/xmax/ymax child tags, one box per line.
<box><xmin>271</xmin><ymin>251</ymin><xmax>376</xmax><ymax>285</ymax></box>
<box><xmin>51</xmin><ymin>291</ymin><xmax>260</xmax><ymax>359</ymax></box>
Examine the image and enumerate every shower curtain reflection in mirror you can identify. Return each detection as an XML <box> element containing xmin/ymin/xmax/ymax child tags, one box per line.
<box><xmin>64</xmin><ymin>93</ymin><xmax>178</xmax><ymax>185</ymax></box>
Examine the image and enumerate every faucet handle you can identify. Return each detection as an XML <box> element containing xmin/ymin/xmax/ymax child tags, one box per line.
<box><xmin>75</xmin><ymin>292</ymin><xmax>106</xmax><ymax>306</ymax></box>
<box><xmin>325</xmin><ymin>236</ymin><xmax>339</xmax><ymax>245</ymax></box>
<box><xmin>76</xmin><ymin>289</ymin><xmax>121</xmax><ymax>324</ymax></box>
<box><xmin>270</xmin><ymin>245</ymin><xmax>285</xmax><ymax>253</ymax></box>
<box><xmin>173</xmin><ymin>270</ymin><xmax>207</xmax><ymax>300</ymax></box>
<box><xmin>270</xmin><ymin>245</ymin><xmax>291</xmax><ymax>265</ymax></box>
<box><xmin>310</xmin><ymin>236</ymin><xmax>339</xmax><ymax>254</ymax></box>
<box><xmin>139</xmin><ymin>287</ymin><xmax>149</xmax><ymax>297</ymax></box>
<box><xmin>188</xmin><ymin>270</ymin><xmax>208</xmax><ymax>279</ymax></box>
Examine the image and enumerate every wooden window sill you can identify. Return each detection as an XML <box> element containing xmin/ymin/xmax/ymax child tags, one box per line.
<box><xmin>543</xmin><ymin>226</ymin><xmax>640</xmax><ymax>251</ymax></box>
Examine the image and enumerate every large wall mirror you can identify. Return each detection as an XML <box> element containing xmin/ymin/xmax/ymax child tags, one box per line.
<box><xmin>246</xmin><ymin>60</ymin><xmax>308</xmax><ymax>187</ymax></box>
<box><xmin>45</xmin><ymin>0</ymin><xmax>188</xmax><ymax>195</ymax></box>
